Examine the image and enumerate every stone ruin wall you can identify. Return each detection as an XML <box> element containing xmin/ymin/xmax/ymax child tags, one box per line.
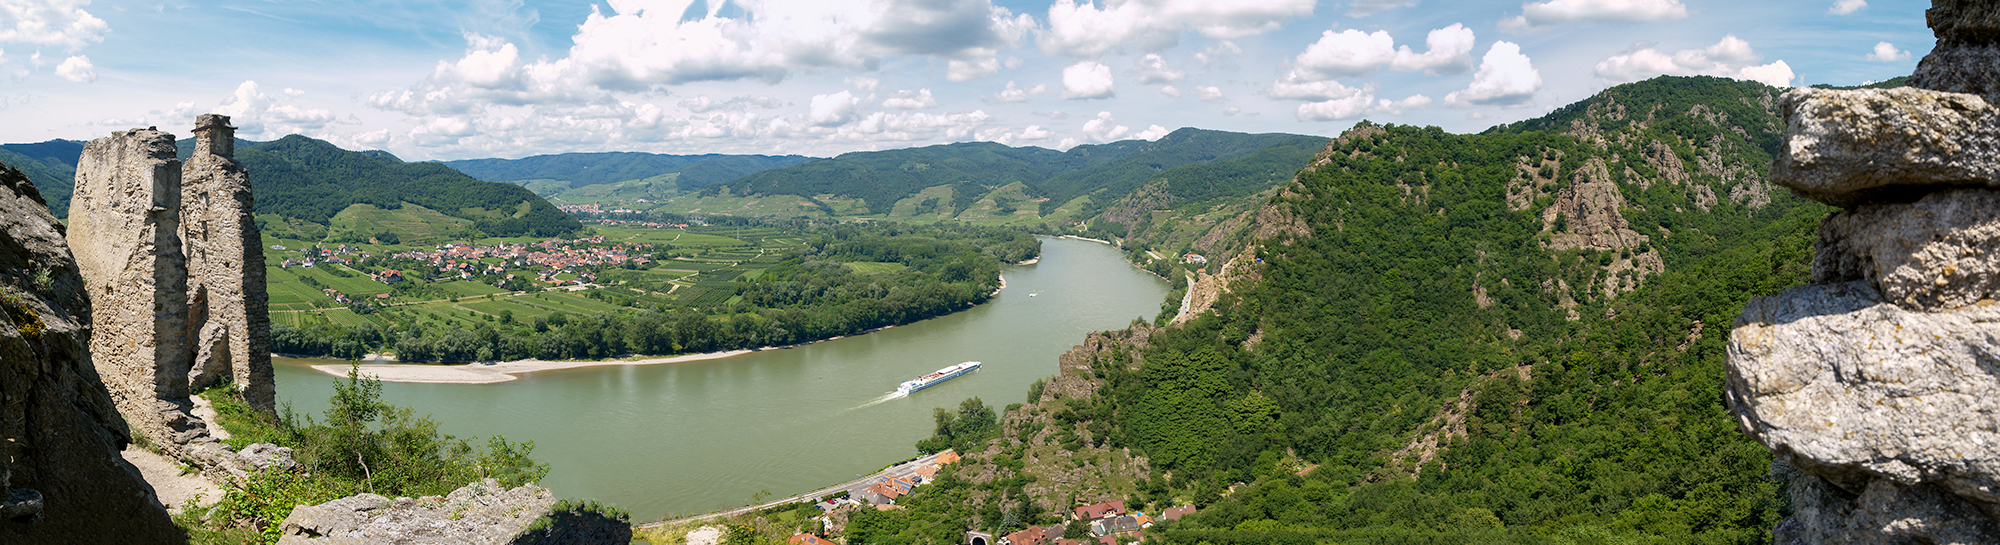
<box><xmin>66</xmin><ymin>115</ymin><xmax>275</xmax><ymax>471</ymax></box>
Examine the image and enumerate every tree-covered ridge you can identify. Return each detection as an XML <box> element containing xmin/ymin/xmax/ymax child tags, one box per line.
<box><xmin>0</xmin><ymin>139</ymin><xmax>84</xmax><ymax>217</ymax></box>
<box><xmin>704</xmin><ymin>128</ymin><xmax>1324</xmax><ymax>217</ymax></box>
<box><xmin>237</xmin><ymin>135</ymin><xmax>581</xmax><ymax>238</ymax></box>
<box><xmin>866</xmin><ymin>75</ymin><xmax>1827</xmax><ymax>543</ymax></box>
<box><xmin>442</xmin><ymin>151</ymin><xmax>813</xmax><ymax>190</ymax></box>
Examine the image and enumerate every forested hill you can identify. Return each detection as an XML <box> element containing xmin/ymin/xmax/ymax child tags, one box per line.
<box><xmin>442</xmin><ymin>151</ymin><xmax>813</xmax><ymax>190</ymax></box>
<box><xmin>862</xmin><ymin>76</ymin><xmax>1828</xmax><ymax>543</ymax></box>
<box><xmin>706</xmin><ymin>128</ymin><xmax>1325</xmax><ymax>216</ymax></box>
<box><xmin>0</xmin><ymin>139</ymin><xmax>84</xmax><ymax>217</ymax></box>
<box><xmin>232</xmin><ymin>135</ymin><xmax>580</xmax><ymax>238</ymax></box>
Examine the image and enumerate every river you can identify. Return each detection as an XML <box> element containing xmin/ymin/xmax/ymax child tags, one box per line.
<box><xmin>272</xmin><ymin>236</ymin><xmax>1168</xmax><ymax>521</ymax></box>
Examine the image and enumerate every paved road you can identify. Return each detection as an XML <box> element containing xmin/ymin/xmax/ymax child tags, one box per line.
<box><xmin>640</xmin><ymin>452</ymin><xmax>946</xmax><ymax>529</ymax></box>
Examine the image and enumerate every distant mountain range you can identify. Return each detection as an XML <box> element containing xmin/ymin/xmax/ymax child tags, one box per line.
<box><xmin>443</xmin><ymin>152</ymin><xmax>814</xmax><ymax>194</ymax></box>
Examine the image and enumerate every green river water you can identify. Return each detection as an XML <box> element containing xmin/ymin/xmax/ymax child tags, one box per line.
<box><xmin>272</xmin><ymin>236</ymin><xmax>1169</xmax><ymax>521</ymax></box>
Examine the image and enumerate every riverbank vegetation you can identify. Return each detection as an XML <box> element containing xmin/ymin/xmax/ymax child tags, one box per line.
<box><xmin>177</xmin><ymin>367</ymin><xmax>549</xmax><ymax>543</ymax></box>
<box><xmin>269</xmin><ymin>218</ymin><xmax>1038</xmax><ymax>363</ymax></box>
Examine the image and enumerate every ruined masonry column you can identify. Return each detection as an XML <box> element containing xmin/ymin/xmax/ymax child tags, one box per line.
<box><xmin>183</xmin><ymin>113</ymin><xmax>275</xmax><ymax>412</ymax></box>
<box><xmin>66</xmin><ymin>127</ymin><xmax>192</xmax><ymax>436</ymax></box>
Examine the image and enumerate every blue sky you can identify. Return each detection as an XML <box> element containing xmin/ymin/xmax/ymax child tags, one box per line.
<box><xmin>0</xmin><ymin>0</ymin><xmax>1931</xmax><ymax>160</ymax></box>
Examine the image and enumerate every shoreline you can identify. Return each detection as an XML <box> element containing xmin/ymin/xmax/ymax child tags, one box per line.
<box><xmin>305</xmin><ymin>350</ymin><xmax>757</xmax><ymax>384</ymax></box>
<box><xmin>1057</xmin><ymin>235</ymin><xmax>1111</xmax><ymax>245</ymax></box>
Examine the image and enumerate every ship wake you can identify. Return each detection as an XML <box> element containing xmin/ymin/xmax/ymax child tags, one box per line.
<box><xmin>849</xmin><ymin>391</ymin><xmax>906</xmax><ymax>411</ymax></box>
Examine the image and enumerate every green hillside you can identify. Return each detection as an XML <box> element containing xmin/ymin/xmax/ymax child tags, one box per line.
<box><xmin>0</xmin><ymin>139</ymin><xmax>84</xmax><ymax>217</ymax></box>
<box><xmin>866</xmin><ymin>76</ymin><xmax>1822</xmax><ymax>543</ymax></box>
<box><xmin>443</xmin><ymin>151</ymin><xmax>813</xmax><ymax>190</ymax></box>
<box><xmin>235</xmin><ymin>135</ymin><xmax>579</xmax><ymax>238</ymax></box>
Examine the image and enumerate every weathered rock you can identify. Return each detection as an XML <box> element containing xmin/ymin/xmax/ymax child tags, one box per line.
<box><xmin>1815</xmin><ymin>189</ymin><xmax>2000</xmax><ymax>311</ymax></box>
<box><xmin>181</xmin><ymin>114</ymin><xmax>273</xmax><ymax>412</ymax></box>
<box><xmin>1542</xmin><ymin>156</ymin><xmax>1648</xmax><ymax>251</ymax></box>
<box><xmin>1728</xmin><ymin>280</ymin><xmax>2000</xmax><ymax>513</ymax></box>
<box><xmin>66</xmin><ymin>127</ymin><xmax>196</xmax><ymax>454</ymax></box>
<box><xmin>1910</xmin><ymin>0</ymin><xmax>2000</xmax><ymax>99</ymax></box>
<box><xmin>1770</xmin><ymin>87</ymin><xmax>2000</xmax><ymax>207</ymax></box>
<box><xmin>237</xmin><ymin>443</ymin><xmax>297</xmax><ymax>473</ymax></box>
<box><xmin>0</xmin><ymin>162</ymin><xmax>182</xmax><ymax>543</ymax></box>
<box><xmin>278</xmin><ymin>479</ymin><xmax>567</xmax><ymax>545</ymax></box>
<box><xmin>1771</xmin><ymin>459</ymin><xmax>2000</xmax><ymax>545</ymax></box>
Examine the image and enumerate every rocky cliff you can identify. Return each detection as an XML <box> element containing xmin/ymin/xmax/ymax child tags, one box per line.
<box><xmin>0</xmin><ymin>162</ymin><xmax>181</xmax><ymax>543</ymax></box>
<box><xmin>277</xmin><ymin>479</ymin><xmax>630</xmax><ymax>545</ymax></box>
<box><xmin>1726</xmin><ymin>2</ymin><xmax>2000</xmax><ymax>541</ymax></box>
<box><xmin>180</xmin><ymin>114</ymin><xmax>274</xmax><ymax>412</ymax></box>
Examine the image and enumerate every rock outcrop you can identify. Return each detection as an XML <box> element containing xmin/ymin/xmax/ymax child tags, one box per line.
<box><xmin>276</xmin><ymin>479</ymin><xmax>628</xmax><ymax>544</ymax></box>
<box><xmin>1728</xmin><ymin>2</ymin><xmax>2000</xmax><ymax>541</ymax></box>
<box><xmin>0</xmin><ymin>162</ymin><xmax>182</xmax><ymax>542</ymax></box>
<box><xmin>181</xmin><ymin>114</ymin><xmax>274</xmax><ymax>412</ymax></box>
<box><xmin>65</xmin><ymin>127</ymin><xmax>195</xmax><ymax>452</ymax></box>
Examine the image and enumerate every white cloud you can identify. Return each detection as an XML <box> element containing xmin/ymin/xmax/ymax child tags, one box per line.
<box><xmin>1297</xmin><ymin>94</ymin><xmax>1375</xmax><ymax>121</ymax></box>
<box><xmin>1078</xmin><ymin>111</ymin><xmax>1165</xmax><ymax>142</ymax></box>
<box><xmin>1132</xmin><ymin>54</ymin><xmax>1186</xmax><ymax>84</ymax></box>
<box><xmin>54</xmin><ymin>54</ymin><xmax>91</xmax><ymax>83</ymax></box>
<box><xmin>200</xmin><ymin>81</ymin><xmax>340</xmax><ymax>138</ymax></box>
<box><xmin>1374</xmin><ymin>94</ymin><xmax>1433</xmax><ymax>115</ymax></box>
<box><xmin>1160</xmin><ymin>85</ymin><xmax>1182</xmax><ymax>98</ymax></box>
<box><xmin>980</xmin><ymin>124</ymin><xmax>1054</xmax><ymax>146</ymax></box>
<box><xmin>883</xmin><ymin>89</ymin><xmax>940</xmax><ymax>109</ymax></box>
<box><xmin>810</xmin><ymin>91</ymin><xmax>863</xmax><ymax>126</ymax></box>
<box><xmin>1499</xmin><ymin>0</ymin><xmax>1688</xmax><ymax>32</ymax></box>
<box><xmin>1348</xmin><ymin>0</ymin><xmax>1414</xmax><ymax>17</ymax></box>
<box><xmin>1062</xmin><ymin>60</ymin><xmax>1116</xmax><ymax>99</ymax></box>
<box><xmin>1291</xmin><ymin>28</ymin><xmax>1397</xmax><ymax>79</ymax></box>
<box><xmin>680</xmin><ymin>95</ymin><xmax>785</xmax><ymax>113</ymax></box>
<box><xmin>948</xmin><ymin>57</ymin><xmax>1003</xmax><ymax>81</ymax></box>
<box><xmin>1222</xmin><ymin>106</ymin><xmax>1241</xmax><ymax>116</ymax></box>
<box><xmin>1592</xmin><ymin>36</ymin><xmax>1795</xmax><ymax>88</ymax></box>
<box><xmin>1195</xmin><ymin>40</ymin><xmax>1244</xmax><ymax>68</ymax></box>
<box><xmin>842</xmin><ymin>109</ymin><xmax>992</xmax><ymax>142</ymax></box>
<box><xmin>989</xmin><ymin>81</ymin><xmax>1047</xmax><ymax>102</ymax></box>
<box><xmin>1268</xmin><ymin>78</ymin><xmax>1369</xmax><ymax>102</ymax></box>
<box><xmin>1829</xmin><ymin>0</ymin><xmax>1866</xmax><ymax>15</ymax></box>
<box><xmin>846</xmin><ymin>76</ymin><xmax>882</xmax><ymax>92</ymax></box>
<box><xmin>1446</xmin><ymin>41</ymin><xmax>1541</xmax><ymax>107</ymax></box>
<box><xmin>1390</xmin><ymin>24</ymin><xmax>1476</xmax><ymax>75</ymax></box>
<box><xmin>1038</xmin><ymin>0</ymin><xmax>1315</xmax><ymax>57</ymax></box>
<box><xmin>1195</xmin><ymin>85</ymin><xmax>1225</xmax><ymax>102</ymax></box>
<box><xmin>0</xmin><ymin>0</ymin><xmax>107</xmax><ymax>52</ymax></box>
<box><xmin>1867</xmin><ymin>41</ymin><xmax>1910</xmax><ymax>62</ymax></box>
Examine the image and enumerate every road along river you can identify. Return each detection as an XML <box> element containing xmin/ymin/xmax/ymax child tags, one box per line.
<box><xmin>272</xmin><ymin>236</ymin><xmax>1169</xmax><ymax>521</ymax></box>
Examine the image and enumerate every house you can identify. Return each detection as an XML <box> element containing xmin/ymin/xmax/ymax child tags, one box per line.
<box><xmin>1089</xmin><ymin>516</ymin><xmax>1141</xmax><ymax>537</ymax></box>
<box><xmin>1159</xmin><ymin>506</ymin><xmax>1195</xmax><ymax>521</ymax></box>
<box><xmin>936</xmin><ymin>450</ymin><xmax>961</xmax><ymax>465</ymax></box>
<box><xmin>1001</xmin><ymin>525</ymin><xmax>1066</xmax><ymax>545</ymax></box>
<box><xmin>914</xmin><ymin>464</ymin><xmax>941</xmax><ymax>482</ymax></box>
<box><xmin>373</xmin><ymin>269</ymin><xmax>403</xmax><ymax>283</ymax></box>
<box><xmin>788</xmin><ymin>534</ymin><xmax>832</xmax><ymax>545</ymax></box>
<box><xmin>859</xmin><ymin>482</ymin><xmax>904</xmax><ymax>505</ymax></box>
<box><xmin>1072</xmin><ymin>500</ymin><xmax>1124</xmax><ymax>521</ymax></box>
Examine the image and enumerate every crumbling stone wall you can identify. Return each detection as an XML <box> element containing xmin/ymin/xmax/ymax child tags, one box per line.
<box><xmin>65</xmin><ymin>127</ymin><xmax>194</xmax><ymax>452</ymax></box>
<box><xmin>182</xmin><ymin>114</ymin><xmax>274</xmax><ymax>412</ymax></box>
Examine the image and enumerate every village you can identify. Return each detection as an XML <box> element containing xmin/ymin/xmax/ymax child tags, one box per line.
<box><xmin>273</xmin><ymin>234</ymin><xmax>656</xmax><ymax>306</ymax></box>
<box><xmin>766</xmin><ymin>450</ymin><xmax>1196</xmax><ymax>545</ymax></box>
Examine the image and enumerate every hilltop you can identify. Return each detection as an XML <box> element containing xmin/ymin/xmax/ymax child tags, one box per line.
<box><xmin>443</xmin><ymin>151</ymin><xmax>814</xmax><ymax>196</ymax></box>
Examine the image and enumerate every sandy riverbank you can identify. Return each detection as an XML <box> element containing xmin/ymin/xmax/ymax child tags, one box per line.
<box><xmin>308</xmin><ymin>350</ymin><xmax>755</xmax><ymax>384</ymax></box>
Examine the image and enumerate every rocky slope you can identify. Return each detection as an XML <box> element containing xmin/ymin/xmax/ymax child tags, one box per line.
<box><xmin>0</xmin><ymin>162</ymin><xmax>181</xmax><ymax>542</ymax></box>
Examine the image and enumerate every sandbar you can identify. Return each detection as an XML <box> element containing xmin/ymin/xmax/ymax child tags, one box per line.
<box><xmin>308</xmin><ymin>350</ymin><xmax>755</xmax><ymax>384</ymax></box>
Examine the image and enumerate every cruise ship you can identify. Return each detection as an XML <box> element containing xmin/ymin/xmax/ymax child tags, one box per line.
<box><xmin>897</xmin><ymin>361</ymin><xmax>981</xmax><ymax>395</ymax></box>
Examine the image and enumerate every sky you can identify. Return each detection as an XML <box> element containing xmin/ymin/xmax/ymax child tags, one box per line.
<box><xmin>0</xmin><ymin>0</ymin><xmax>1933</xmax><ymax>161</ymax></box>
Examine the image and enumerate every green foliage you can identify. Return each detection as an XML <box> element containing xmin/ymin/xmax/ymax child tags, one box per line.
<box><xmin>514</xmin><ymin>499</ymin><xmax>633</xmax><ymax>544</ymax></box>
<box><xmin>0</xmin><ymin>139</ymin><xmax>84</xmax><ymax>216</ymax></box>
<box><xmin>916</xmin><ymin>397</ymin><xmax>999</xmax><ymax>454</ymax></box>
<box><xmin>225</xmin><ymin>135</ymin><xmax>580</xmax><ymax>237</ymax></box>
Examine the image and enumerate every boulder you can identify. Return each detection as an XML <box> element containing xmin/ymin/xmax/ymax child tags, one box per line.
<box><xmin>237</xmin><ymin>443</ymin><xmax>297</xmax><ymax>473</ymax></box>
<box><xmin>278</xmin><ymin>479</ymin><xmax>565</xmax><ymax>545</ymax></box>
<box><xmin>1910</xmin><ymin>0</ymin><xmax>2000</xmax><ymax>99</ymax></box>
<box><xmin>1770</xmin><ymin>459</ymin><xmax>2000</xmax><ymax>544</ymax></box>
<box><xmin>0</xmin><ymin>162</ymin><xmax>181</xmax><ymax>542</ymax></box>
<box><xmin>1814</xmin><ymin>189</ymin><xmax>2000</xmax><ymax>311</ymax></box>
<box><xmin>1769</xmin><ymin>87</ymin><xmax>2000</xmax><ymax>207</ymax></box>
<box><xmin>1729</xmin><ymin>280</ymin><xmax>2000</xmax><ymax>515</ymax></box>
